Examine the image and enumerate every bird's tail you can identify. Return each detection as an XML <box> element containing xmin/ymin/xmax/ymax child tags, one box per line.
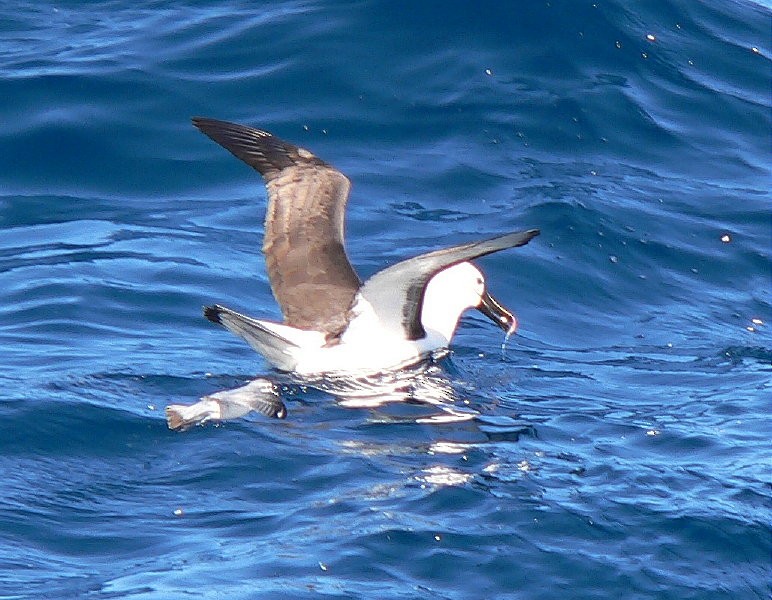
<box><xmin>204</xmin><ymin>304</ymin><xmax>299</xmax><ymax>371</ymax></box>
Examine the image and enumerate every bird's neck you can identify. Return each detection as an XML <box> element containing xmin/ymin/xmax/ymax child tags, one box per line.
<box><xmin>420</xmin><ymin>287</ymin><xmax>467</xmax><ymax>345</ymax></box>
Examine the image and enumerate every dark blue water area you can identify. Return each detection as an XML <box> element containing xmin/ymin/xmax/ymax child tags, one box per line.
<box><xmin>1</xmin><ymin>1</ymin><xmax>770</xmax><ymax>598</ymax></box>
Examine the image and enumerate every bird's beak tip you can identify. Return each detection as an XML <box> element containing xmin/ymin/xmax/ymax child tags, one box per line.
<box><xmin>477</xmin><ymin>291</ymin><xmax>517</xmax><ymax>334</ymax></box>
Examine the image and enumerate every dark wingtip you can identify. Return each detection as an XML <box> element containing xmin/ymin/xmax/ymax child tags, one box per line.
<box><xmin>190</xmin><ymin>117</ymin><xmax>308</xmax><ymax>177</ymax></box>
<box><xmin>506</xmin><ymin>228</ymin><xmax>540</xmax><ymax>248</ymax></box>
<box><xmin>192</xmin><ymin>116</ymin><xmax>227</xmax><ymax>135</ymax></box>
<box><xmin>254</xmin><ymin>398</ymin><xmax>288</xmax><ymax>419</ymax></box>
<box><xmin>502</xmin><ymin>228</ymin><xmax>540</xmax><ymax>249</ymax></box>
<box><xmin>203</xmin><ymin>305</ymin><xmax>223</xmax><ymax>324</ymax></box>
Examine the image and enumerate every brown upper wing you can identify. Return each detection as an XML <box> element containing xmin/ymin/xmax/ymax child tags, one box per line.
<box><xmin>192</xmin><ymin>118</ymin><xmax>361</xmax><ymax>337</ymax></box>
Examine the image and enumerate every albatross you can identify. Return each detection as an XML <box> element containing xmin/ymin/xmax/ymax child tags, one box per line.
<box><xmin>191</xmin><ymin>117</ymin><xmax>539</xmax><ymax>376</ymax></box>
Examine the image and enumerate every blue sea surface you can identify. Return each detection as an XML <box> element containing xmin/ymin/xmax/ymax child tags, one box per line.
<box><xmin>1</xmin><ymin>1</ymin><xmax>770</xmax><ymax>598</ymax></box>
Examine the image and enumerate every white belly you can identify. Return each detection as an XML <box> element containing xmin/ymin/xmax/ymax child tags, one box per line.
<box><xmin>291</xmin><ymin>335</ymin><xmax>444</xmax><ymax>375</ymax></box>
<box><xmin>257</xmin><ymin>315</ymin><xmax>450</xmax><ymax>376</ymax></box>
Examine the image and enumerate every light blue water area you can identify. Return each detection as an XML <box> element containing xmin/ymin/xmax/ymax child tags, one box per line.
<box><xmin>0</xmin><ymin>1</ymin><xmax>770</xmax><ymax>598</ymax></box>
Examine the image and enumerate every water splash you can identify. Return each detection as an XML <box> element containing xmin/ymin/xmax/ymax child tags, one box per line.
<box><xmin>500</xmin><ymin>321</ymin><xmax>518</xmax><ymax>358</ymax></box>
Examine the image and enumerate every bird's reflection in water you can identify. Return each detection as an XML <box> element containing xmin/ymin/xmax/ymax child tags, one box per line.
<box><xmin>166</xmin><ymin>357</ymin><xmax>480</xmax><ymax>431</ymax></box>
<box><xmin>165</xmin><ymin>360</ymin><xmax>540</xmax><ymax>493</ymax></box>
<box><xmin>307</xmin><ymin>360</ymin><xmax>478</xmax><ymax>424</ymax></box>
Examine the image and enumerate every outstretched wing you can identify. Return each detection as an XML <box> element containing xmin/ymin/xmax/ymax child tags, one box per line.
<box><xmin>192</xmin><ymin>117</ymin><xmax>361</xmax><ymax>337</ymax></box>
<box><xmin>359</xmin><ymin>229</ymin><xmax>540</xmax><ymax>340</ymax></box>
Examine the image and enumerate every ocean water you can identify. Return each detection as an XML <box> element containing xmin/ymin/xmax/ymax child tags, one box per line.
<box><xmin>1</xmin><ymin>1</ymin><xmax>770</xmax><ymax>598</ymax></box>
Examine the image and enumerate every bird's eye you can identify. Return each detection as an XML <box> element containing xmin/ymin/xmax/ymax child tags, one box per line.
<box><xmin>476</xmin><ymin>277</ymin><xmax>484</xmax><ymax>285</ymax></box>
